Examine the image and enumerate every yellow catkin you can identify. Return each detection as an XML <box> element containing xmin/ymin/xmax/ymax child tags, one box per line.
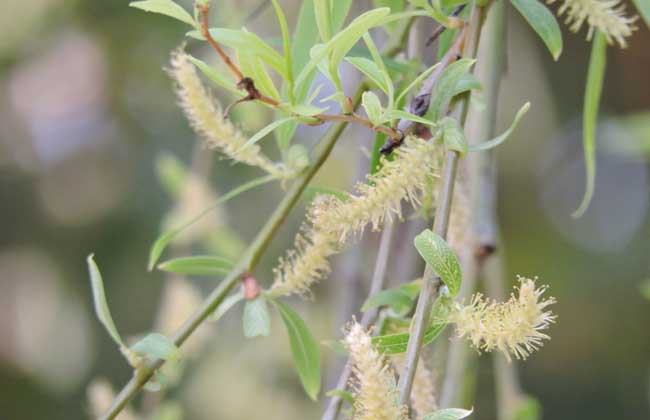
<box><xmin>548</xmin><ymin>0</ymin><xmax>637</xmax><ymax>47</ymax></box>
<box><xmin>449</xmin><ymin>277</ymin><xmax>556</xmax><ymax>362</ymax></box>
<box><xmin>271</xmin><ymin>137</ymin><xmax>442</xmax><ymax>296</ymax></box>
<box><xmin>345</xmin><ymin>323</ymin><xmax>408</xmax><ymax>420</ymax></box>
<box><xmin>392</xmin><ymin>354</ymin><xmax>438</xmax><ymax>419</ymax></box>
<box><xmin>168</xmin><ymin>50</ymin><xmax>291</xmax><ymax>178</ymax></box>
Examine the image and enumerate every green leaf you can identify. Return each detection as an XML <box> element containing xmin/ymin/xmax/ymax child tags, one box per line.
<box><xmin>362</xmin><ymin>33</ymin><xmax>393</xmax><ymax>106</ymax></box>
<box><xmin>148</xmin><ymin>174</ymin><xmax>276</xmax><ymax>269</ymax></box>
<box><xmin>450</xmin><ymin>73</ymin><xmax>482</xmax><ymax>98</ymax></box>
<box><xmin>243</xmin><ymin>297</ymin><xmax>271</xmax><ymax>338</ymax></box>
<box><xmin>272</xmin><ymin>300</ymin><xmax>321</xmax><ymax>400</ymax></box>
<box><xmin>574</xmin><ymin>32</ymin><xmax>606</xmax><ymax>218</ymax></box>
<box><xmin>236</xmin><ymin>117</ymin><xmax>295</xmax><ymax>153</ymax></box>
<box><xmin>414</xmin><ymin>229</ymin><xmax>462</xmax><ymax>296</ymax></box>
<box><xmin>421</xmin><ymin>408</ymin><xmax>474</xmax><ymax>420</ymax></box>
<box><xmin>468</xmin><ymin>102</ymin><xmax>530</xmax><ymax>152</ymax></box>
<box><xmin>440</xmin><ymin>117</ymin><xmax>468</xmax><ymax>154</ymax></box>
<box><xmin>429</xmin><ymin>58</ymin><xmax>475</xmax><ymax>121</ymax></box>
<box><xmin>330</xmin><ymin>0</ymin><xmax>354</xmax><ymax>33</ymax></box>
<box><xmin>314</xmin><ymin>0</ymin><xmax>333</xmax><ymax>41</ymax></box>
<box><xmin>295</xmin><ymin>8</ymin><xmax>391</xmax><ymax>90</ymax></box>
<box><xmin>395</xmin><ymin>63</ymin><xmax>440</xmax><ymax>105</ymax></box>
<box><xmin>87</xmin><ymin>254</ymin><xmax>125</xmax><ymax>348</ymax></box>
<box><xmin>209</xmin><ymin>291</ymin><xmax>244</xmax><ymax>322</ymax></box>
<box><xmin>362</xmin><ymin>91</ymin><xmax>384</xmax><ymax>126</ymax></box>
<box><xmin>286</xmin><ymin>103</ymin><xmax>328</xmax><ymax>117</ymax></box>
<box><xmin>326</xmin><ymin>389</ymin><xmax>356</xmax><ymax>405</ymax></box>
<box><xmin>131</xmin><ymin>333</ymin><xmax>181</xmax><ymax>362</ymax></box>
<box><xmin>384</xmin><ymin>109</ymin><xmax>436</xmax><ymax>126</ymax></box>
<box><xmin>373</xmin><ymin>321</ymin><xmax>446</xmax><ymax>354</ymax></box>
<box><xmin>370</xmin><ymin>133</ymin><xmax>386</xmax><ymax>175</ymax></box>
<box><xmin>237</xmin><ymin>51</ymin><xmax>281</xmax><ymax>100</ymax></box>
<box><xmin>361</xmin><ymin>288</ymin><xmax>414</xmax><ymax>315</ymax></box>
<box><xmin>187</xmin><ymin>55</ymin><xmax>241</xmax><ymax>96</ymax></box>
<box><xmin>188</xmin><ymin>28</ymin><xmax>286</xmax><ymax>79</ymax></box>
<box><xmin>510</xmin><ymin>0</ymin><xmax>563</xmax><ymax>60</ymax></box>
<box><xmin>632</xmin><ymin>0</ymin><xmax>650</xmax><ymax>28</ymax></box>
<box><xmin>345</xmin><ymin>57</ymin><xmax>391</xmax><ymax>95</ymax></box>
<box><xmin>157</xmin><ymin>256</ymin><xmax>234</xmax><ymax>276</ymax></box>
<box><xmin>270</xmin><ymin>0</ymin><xmax>293</xmax><ymax>87</ymax></box>
<box><xmin>130</xmin><ymin>0</ymin><xmax>196</xmax><ymax>27</ymax></box>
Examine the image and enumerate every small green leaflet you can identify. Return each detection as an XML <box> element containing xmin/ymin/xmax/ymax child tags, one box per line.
<box><xmin>187</xmin><ymin>56</ymin><xmax>241</xmax><ymax>96</ymax></box>
<box><xmin>314</xmin><ymin>0</ymin><xmax>333</xmax><ymax>41</ymax></box>
<box><xmin>421</xmin><ymin>408</ymin><xmax>474</xmax><ymax>420</ymax></box>
<box><xmin>372</xmin><ymin>321</ymin><xmax>446</xmax><ymax>354</ymax></box>
<box><xmin>131</xmin><ymin>333</ymin><xmax>181</xmax><ymax>362</ymax></box>
<box><xmin>414</xmin><ymin>229</ymin><xmax>462</xmax><ymax>296</ymax></box>
<box><xmin>157</xmin><ymin>256</ymin><xmax>234</xmax><ymax>276</ymax></box>
<box><xmin>440</xmin><ymin>117</ymin><xmax>468</xmax><ymax>154</ymax></box>
<box><xmin>236</xmin><ymin>117</ymin><xmax>294</xmax><ymax>153</ymax></box>
<box><xmin>362</xmin><ymin>91</ymin><xmax>384</xmax><ymax>126</ymax></box>
<box><xmin>510</xmin><ymin>0</ymin><xmax>563</xmax><ymax>60</ymax></box>
<box><xmin>148</xmin><ymin>174</ymin><xmax>276</xmax><ymax>270</ymax></box>
<box><xmin>429</xmin><ymin>59</ymin><xmax>475</xmax><ymax>121</ymax></box>
<box><xmin>272</xmin><ymin>300</ymin><xmax>321</xmax><ymax>400</ymax></box>
<box><xmin>345</xmin><ymin>57</ymin><xmax>392</xmax><ymax>95</ymax></box>
<box><xmin>574</xmin><ymin>31</ymin><xmax>606</xmax><ymax>218</ymax></box>
<box><xmin>395</xmin><ymin>63</ymin><xmax>440</xmax><ymax>105</ymax></box>
<box><xmin>87</xmin><ymin>254</ymin><xmax>125</xmax><ymax>348</ymax></box>
<box><xmin>384</xmin><ymin>110</ymin><xmax>436</xmax><ymax>126</ymax></box>
<box><xmin>243</xmin><ymin>297</ymin><xmax>271</xmax><ymax>338</ymax></box>
<box><xmin>468</xmin><ymin>102</ymin><xmax>530</xmax><ymax>152</ymax></box>
<box><xmin>326</xmin><ymin>389</ymin><xmax>356</xmax><ymax>406</ymax></box>
<box><xmin>209</xmin><ymin>291</ymin><xmax>244</xmax><ymax>322</ymax></box>
<box><xmin>130</xmin><ymin>0</ymin><xmax>197</xmax><ymax>28</ymax></box>
<box><xmin>361</xmin><ymin>288</ymin><xmax>414</xmax><ymax>315</ymax></box>
<box><xmin>270</xmin><ymin>0</ymin><xmax>293</xmax><ymax>90</ymax></box>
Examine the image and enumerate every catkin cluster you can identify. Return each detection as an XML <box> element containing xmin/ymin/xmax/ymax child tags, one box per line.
<box><xmin>392</xmin><ymin>354</ymin><xmax>437</xmax><ymax>419</ymax></box>
<box><xmin>271</xmin><ymin>136</ymin><xmax>443</xmax><ymax>296</ymax></box>
<box><xmin>548</xmin><ymin>0</ymin><xmax>637</xmax><ymax>47</ymax></box>
<box><xmin>345</xmin><ymin>323</ymin><xmax>408</xmax><ymax>420</ymax></box>
<box><xmin>450</xmin><ymin>276</ymin><xmax>556</xmax><ymax>362</ymax></box>
<box><xmin>168</xmin><ymin>50</ymin><xmax>292</xmax><ymax>178</ymax></box>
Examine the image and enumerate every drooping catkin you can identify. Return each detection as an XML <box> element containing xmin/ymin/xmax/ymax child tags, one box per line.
<box><xmin>168</xmin><ymin>50</ymin><xmax>291</xmax><ymax>178</ymax></box>
<box><xmin>547</xmin><ymin>0</ymin><xmax>637</xmax><ymax>47</ymax></box>
<box><xmin>449</xmin><ymin>276</ymin><xmax>556</xmax><ymax>362</ymax></box>
<box><xmin>345</xmin><ymin>322</ymin><xmax>408</xmax><ymax>420</ymax></box>
<box><xmin>271</xmin><ymin>136</ymin><xmax>442</xmax><ymax>296</ymax></box>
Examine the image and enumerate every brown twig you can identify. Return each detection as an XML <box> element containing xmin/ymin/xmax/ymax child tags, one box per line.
<box><xmin>425</xmin><ymin>5</ymin><xmax>467</xmax><ymax>46</ymax></box>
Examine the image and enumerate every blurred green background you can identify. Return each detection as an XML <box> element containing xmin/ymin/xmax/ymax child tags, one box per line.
<box><xmin>0</xmin><ymin>0</ymin><xmax>649</xmax><ymax>419</ymax></box>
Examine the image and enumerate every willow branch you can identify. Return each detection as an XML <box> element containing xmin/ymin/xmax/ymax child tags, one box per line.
<box><xmin>396</xmin><ymin>4</ymin><xmax>486</xmax><ymax>408</ymax></box>
<box><xmin>438</xmin><ymin>0</ymin><xmax>507</xmax><ymax>407</ymax></box>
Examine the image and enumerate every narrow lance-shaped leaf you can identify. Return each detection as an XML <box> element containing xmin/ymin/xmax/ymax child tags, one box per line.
<box><xmin>270</xmin><ymin>0</ymin><xmax>293</xmax><ymax>89</ymax></box>
<box><xmin>272</xmin><ymin>300</ymin><xmax>321</xmax><ymax>400</ymax></box>
<box><xmin>510</xmin><ymin>0</ymin><xmax>563</xmax><ymax>60</ymax></box>
<box><xmin>157</xmin><ymin>256</ymin><xmax>234</xmax><ymax>276</ymax></box>
<box><xmin>468</xmin><ymin>102</ymin><xmax>530</xmax><ymax>152</ymax></box>
<box><xmin>361</xmin><ymin>288</ymin><xmax>414</xmax><ymax>315</ymax></box>
<box><xmin>243</xmin><ymin>297</ymin><xmax>271</xmax><ymax>338</ymax></box>
<box><xmin>148</xmin><ymin>174</ymin><xmax>276</xmax><ymax>270</ymax></box>
<box><xmin>414</xmin><ymin>229</ymin><xmax>462</xmax><ymax>296</ymax></box>
<box><xmin>574</xmin><ymin>31</ymin><xmax>607</xmax><ymax>218</ymax></box>
<box><xmin>345</xmin><ymin>57</ymin><xmax>391</xmax><ymax>95</ymax></box>
<box><xmin>130</xmin><ymin>0</ymin><xmax>197</xmax><ymax>27</ymax></box>
<box><xmin>362</xmin><ymin>91</ymin><xmax>384</xmax><ymax>126</ymax></box>
<box><xmin>314</xmin><ymin>0</ymin><xmax>333</xmax><ymax>41</ymax></box>
<box><xmin>87</xmin><ymin>255</ymin><xmax>125</xmax><ymax>348</ymax></box>
<box><xmin>421</xmin><ymin>408</ymin><xmax>474</xmax><ymax>420</ymax></box>
<box><xmin>440</xmin><ymin>117</ymin><xmax>468</xmax><ymax>154</ymax></box>
<box><xmin>236</xmin><ymin>118</ymin><xmax>295</xmax><ymax>153</ymax></box>
<box><xmin>429</xmin><ymin>58</ymin><xmax>475</xmax><ymax>121</ymax></box>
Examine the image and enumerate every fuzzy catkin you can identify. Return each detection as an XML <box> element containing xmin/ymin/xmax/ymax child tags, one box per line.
<box><xmin>168</xmin><ymin>50</ymin><xmax>291</xmax><ymax>178</ymax></box>
<box><xmin>271</xmin><ymin>137</ymin><xmax>442</xmax><ymax>296</ymax></box>
<box><xmin>345</xmin><ymin>323</ymin><xmax>408</xmax><ymax>420</ymax></box>
<box><xmin>548</xmin><ymin>0</ymin><xmax>637</xmax><ymax>47</ymax></box>
<box><xmin>392</xmin><ymin>354</ymin><xmax>438</xmax><ymax>419</ymax></box>
<box><xmin>450</xmin><ymin>276</ymin><xmax>556</xmax><ymax>362</ymax></box>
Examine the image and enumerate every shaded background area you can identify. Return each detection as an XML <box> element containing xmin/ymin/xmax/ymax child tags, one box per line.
<box><xmin>0</xmin><ymin>0</ymin><xmax>649</xmax><ymax>419</ymax></box>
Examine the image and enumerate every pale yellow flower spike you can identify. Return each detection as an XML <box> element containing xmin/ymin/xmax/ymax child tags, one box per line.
<box><xmin>450</xmin><ymin>277</ymin><xmax>557</xmax><ymax>362</ymax></box>
<box><xmin>345</xmin><ymin>323</ymin><xmax>408</xmax><ymax>420</ymax></box>
<box><xmin>548</xmin><ymin>0</ymin><xmax>637</xmax><ymax>47</ymax></box>
<box><xmin>271</xmin><ymin>137</ymin><xmax>442</xmax><ymax>296</ymax></box>
<box><xmin>168</xmin><ymin>49</ymin><xmax>291</xmax><ymax>178</ymax></box>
